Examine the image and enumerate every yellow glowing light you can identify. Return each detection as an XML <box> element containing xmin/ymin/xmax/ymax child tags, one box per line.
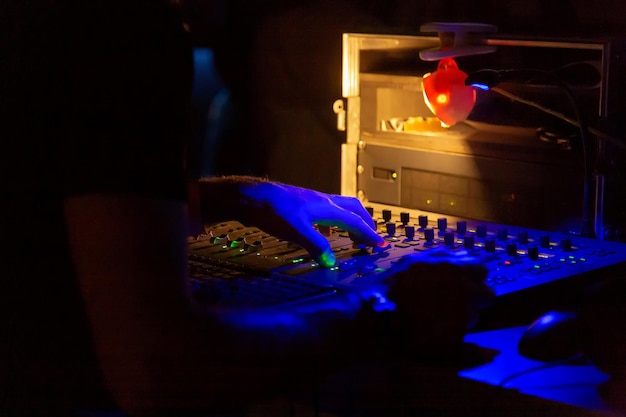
<box><xmin>449</xmin><ymin>201</ymin><xmax>456</xmax><ymax>206</ymax></box>
<box><xmin>391</xmin><ymin>172</ymin><xmax>398</xmax><ymax>179</ymax></box>
<box><xmin>426</xmin><ymin>199</ymin><xmax>433</xmax><ymax>205</ymax></box>
<box><xmin>436</xmin><ymin>94</ymin><xmax>448</xmax><ymax>104</ymax></box>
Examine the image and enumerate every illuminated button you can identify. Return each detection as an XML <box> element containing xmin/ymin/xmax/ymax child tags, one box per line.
<box><xmin>228</xmin><ymin>237</ymin><xmax>246</xmax><ymax>248</ymax></box>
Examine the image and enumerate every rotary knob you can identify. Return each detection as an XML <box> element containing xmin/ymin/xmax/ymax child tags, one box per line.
<box><xmin>382</xmin><ymin>209</ymin><xmax>392</xmax><ymax>222</ymax></box>
<box><xmin>456</xmin><ymin>221</ymin><xmax>467</xmax><ymax>235</ymax></box>
<box><xmin>418</xmin><ymin>215</ymin><xmax>429</xmax><ymax>229</ymax></box>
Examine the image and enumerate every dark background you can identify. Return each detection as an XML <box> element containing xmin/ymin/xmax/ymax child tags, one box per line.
<box><xmin>182</xmin><ymin>0</ymin><xmax>626</xmax><ymax>194</ymax></box>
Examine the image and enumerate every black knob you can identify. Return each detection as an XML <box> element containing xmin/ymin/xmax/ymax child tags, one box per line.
<box><xmin>528</xmin><ymin>246</ymin><xmax>539</xmax><ymax>260</ymax></box>
<box><xmin>418</xmin><ymin>215</ymin><xmax>428</xmax><ymax>229</ymax></box>
<box><xmin>366</xmin><ymin>206</ymin><xmax>374</xmax><ymax>218</ymax></box>
<box><xmin>400</xmin><ymin>212</ymin><xmax>410</xmax><ymax>225</ymax></box>
<box><xmin>424</xmin><ymin>228</ymin><xmax>435</xmax><ymax>242</ymax></box>
<box><xmin>485</xmin><ymin>237</ymin><xmax>496</xmax><ymax>253</ymax></box>
<box><xmin>386</xmin><ymin>222</ymin><xmax>396</xmax><ymax>236</ymax></box>
<box><xmin>517</xmin><ymin>231</ymin><xmax>529</xmax><ymax>245</ymax></box>
<box><xmin>497</xmin><ymin>227</ymin><xmax>508</xmax><ymax>241</ymax></box>
<box><xmin>405</xmin><ymin>225</ymin><xmax>415</xmax><ymax>240</ymax></box>
<box><xmin>561</xmin><ymin>238</ymin><xmax>572</xmax><ymax>251</ymax></box>
<box><xmin>476</xmin><ymin>224</ymin><xmax>487</xmax><ymax>238</ymax></box>
<box><xmin>457</xmin><ymin>221</ymin><xmax>467</xmax><ymax>235</ymax></box>
<box><xmin>539</xmin><ymin>235</ymin><xmax>551</xmax><ymax>248</ymax></box>
<box><xmin>444</xmin><ymin>231</ymin><xmax>455</xmax><ymax>246</ymax></box>
<box><xmin>437</xmin><ymin>218</ymin><xmax>448</xmax><ymax>232</ymax></box>
<box><xmin>382</xmin><ymin>209</ymin><xmax>392</xmax><ymax>222</ymax></box>
<box><xmin>464</xmin><ymin>234</ymin><xmax>475</xmax><ymax>250</ymax></box>
<box><xmin>506</xmin><ymin>242</ymin><xmax>518</xmax><ymax>256</ymax></box>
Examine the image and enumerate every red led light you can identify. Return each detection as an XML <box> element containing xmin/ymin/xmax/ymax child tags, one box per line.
<box><xmin>422</xmin><ymin>58</ymin><xmax>476</xmax><ymax>127</ymax></box>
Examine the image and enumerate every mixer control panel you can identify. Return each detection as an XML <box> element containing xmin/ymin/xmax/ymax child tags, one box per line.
<box><xmin>188</xmin><ymin>204</ymin><xmax>626</xmax><ymax>309</ymax></box>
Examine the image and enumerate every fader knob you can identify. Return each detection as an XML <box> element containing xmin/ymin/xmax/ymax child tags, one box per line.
<box><xmin>561</xmin><ymin>238</ymin><xmax>572</xmax><ymax>251</ymax></box>
<box><xmin>528</xmin><ymin>246</ymin><xmax>539</xmax><ymax>260</ymax></box>
<box><xmin>539</xmin><ymin>235</ymin><xmax>551</xmax><ymax>248</ymax></box>
<box><xmin>400</xmin><ymin>212</ymin><xmax>410</xmax><ymax>225</ymax></box>
<box><xmin>485</xmin><ymin>237</ymin><xmax>496</xmax><ymax>253</ymax></box>
<box><xmin>424</xmin><ymin>228</ymin><xmax>435</xmax><ymax>242</ymax></box>
<box><xmin>437</xmin><ymin>218</ymin><xmax>448</xmax><ymax>232</ymax></box>
<box><xmin>418</xmin><ymin>215</ymin><xmax>428</xmax><ymax>229</ymax></box>
<box><xmin>497</xmin><ymin>228</ymin><xmax>508</xmax><ymax>241</ymax></box>
<box><xmin>382</xmin><ymin>209</ymin><xmax>392</xmax><ymax>222</ymax></box>
<box><xmin>444</xmin><ymin>231</ymin><xmax>455</xmax><ymax>246</ymax></box>
<box><xmin>506</xmin><ymin>243</ymin><xmax>518</xmax><ymax>256</ymax></box>
<box><xmin>464</xmin><ymin>234</ymin><xmax>475</xmax><ymax>250</ymax></box>
<box><xmin>476</xmin><ymin>225</ymin><xmax>487</xmax><ymax>238</ymax></box>
<box><xmin>457</xmin><ymin>221</ymin><xmax>467</xmax><ymax>235</ymax></box>
<box><xmin>366</xmin><ymin>206</ymin><xmax>374</xmax><ymax>218</ymax></box>
<box><xmin>405</xmin><ymin>225</ymin><xmax>415</xmax><ymax>240</ymax></box>
<box><xmin>517</xmin><ymin>231</ymin><xmax>529</xmax><ymax>245</ymax></box>
<box><xmin>386</xmin><ymin>222</ymin><xmax>396</xmax><ymax>237</ymax></box>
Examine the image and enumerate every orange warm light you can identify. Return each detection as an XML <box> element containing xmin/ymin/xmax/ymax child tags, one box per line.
<box><xmin>422</xmin><ymin>58</ymin><xmax>476</xmax><ymax>127</ymax></box>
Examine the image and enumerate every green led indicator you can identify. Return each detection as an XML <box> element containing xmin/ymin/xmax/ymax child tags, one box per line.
<box><xmin>534</xmin><ymin>265</ymin><xmax>541</xmax><ymax>269</ymax></box>
<box><xmin>318</xmin><ymin>251</ymin><xmax>337</xmax><ymax>268</ymax></box>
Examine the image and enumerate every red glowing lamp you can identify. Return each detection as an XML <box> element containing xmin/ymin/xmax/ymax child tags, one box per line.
<box><xmin>422</xmin><ymin>58</ymin><xmax>476</xmax><ymax>127</ymax></box>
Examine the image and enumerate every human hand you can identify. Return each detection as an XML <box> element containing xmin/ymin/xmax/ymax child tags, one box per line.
<box><xmin>241</xmin><ymin>181</ymin><xmax>384</xmax><ymax>267</ymax></box>
<box><xmin>372</xmin><ymin>250</ymin><xmax>494</xmax><ymax>356</ymax></box>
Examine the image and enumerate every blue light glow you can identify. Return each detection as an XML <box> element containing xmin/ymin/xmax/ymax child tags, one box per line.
<box><xmin>470</xmin><ymin>83</ymin><xmax>491</xmax><ymax>91</ymax></box>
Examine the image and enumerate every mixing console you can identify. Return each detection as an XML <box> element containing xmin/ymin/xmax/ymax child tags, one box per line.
<box><xmin>188</xmin><ymin>204</ymin><xmax>626</xmax><ymax>311</ymax></box>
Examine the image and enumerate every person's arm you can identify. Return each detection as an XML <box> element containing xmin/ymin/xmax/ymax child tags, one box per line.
<box><xmin>64</xmin><ymin>189</ymin><xmax>493</xmax><ymax>416</ymax></box>
<box><xmin>196</xmin><ymin>176</ymin><xmax>385</xmax><ymax>267</ymax></box>
<box><xmin>63</xmin><ymin>192</ymin><xmax>367</xmax><ymax>416</ymax></box>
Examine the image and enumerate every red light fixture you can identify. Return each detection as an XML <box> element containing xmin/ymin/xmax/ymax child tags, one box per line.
<box><xmin>422</xmin><ymin>57</ymin><xmax>476</xmax><ymax>127</ymax></box>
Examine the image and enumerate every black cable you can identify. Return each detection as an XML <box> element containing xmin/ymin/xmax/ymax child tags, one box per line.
<box><xmin>467</xmin><ymin>69</ymin><xmax>597</xmax><ymax>238</ymax></box>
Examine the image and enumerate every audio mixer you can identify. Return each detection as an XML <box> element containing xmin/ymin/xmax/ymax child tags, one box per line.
<box><xmin>187</xmin><ymin>203</ymin><xmax>626</xmax><ymax>315</ymax></box>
